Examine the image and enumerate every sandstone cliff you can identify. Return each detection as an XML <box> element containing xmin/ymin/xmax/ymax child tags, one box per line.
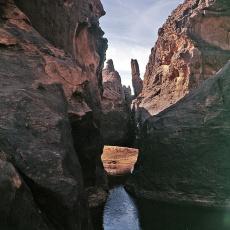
<box><xmin>101</xmin><ymin>60</ymin><xmax>133</xmax><ymax>146</ymax></box>
<box><xmin>134</xmin><ymin>0</ymin><xmax>230</xmax><ymax>123</ymax></box>
<box><xmin>131</xmin><ymin>59</ymin><xmax>143</xmax><ymax>97</ymax></box>
<box><xmin>0</xmin><ymin>0</ymin><xmax>107</xmax><ymax>229</ymax></box>
<box><xmin>128</xmin><ymin>0</ymin><xmax>230</xmax><ymax>210</ymax></box>
<box><xmin>128</xmin><ymin>61</ymin><xmax>230</xmax><ymax>208</ymax></box>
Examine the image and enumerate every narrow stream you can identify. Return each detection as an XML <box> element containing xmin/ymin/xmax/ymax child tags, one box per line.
<box><xmin>103</xmin><ymin>181</ymin><xmax>230</xmax><ymax>230</ymax></box>
<box><xmin>103</xmin><ymin>186</ymin><xmax>141</xmax><ymax>230</ymax></box>
<box><xmin>101</xmin><ymin>146</ymin><xmax>230</xmax><ymax>230</ymax></box>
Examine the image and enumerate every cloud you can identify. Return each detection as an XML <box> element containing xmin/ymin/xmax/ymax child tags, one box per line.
<box><xmin>100</xmin><ymin>0</ymin><xmax>184</xmax><ymax>87</ymax></box>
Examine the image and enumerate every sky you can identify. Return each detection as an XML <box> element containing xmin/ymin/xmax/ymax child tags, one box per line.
<box><xmin>100</xmin><ymin>0</ymin><xmax>184</xmax><ymax>87</ymax></box>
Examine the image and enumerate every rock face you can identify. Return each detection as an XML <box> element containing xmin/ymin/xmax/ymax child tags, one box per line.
<box><xmin>14</xmin><ymin>0</ymin><xmax>108</xmax><ymax>188</ymax></box>
<box><xmin>134</xmin><ymin>0</ymin><xmax>230</xmax><ymax>123</ymax></box>
<box><xmin>131</xmin><ymin>59</ymin><xmax>143</xmax><ymax>97</ymax></box>
<box><xmin>0</xmin><ymin>0</ymin><xmax>107</xmax><ymax>229</ymax></box>
<box><xmin>123</xmin><ymin>85</ymin><xmax>133</xmax><ymax>104</ymax></box>
<box><xmin>128</xmin><ymin>61</ymin><xmax>230</xmax><ymax>208</ymax></box>
<box><xmin>128</xmin><ymin>0</ymin><xmax>230</xmax><ymax>209</ymax></box>
<box><xmin>101</xmin><ymin>60</ymin><xmax>133</xmax><ymax>146</ymax></box>
<box><xmin>0</xmin><ymin>159</ymin><xmax>51</xmax><ymax>230</ymax></box>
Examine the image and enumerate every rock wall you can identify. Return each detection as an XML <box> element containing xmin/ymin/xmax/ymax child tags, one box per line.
<box><xmin>101</xmin><ymin>60</ymin><xmax>133</xmax><ymax>146</ymax></box>
<box><xmin>128</xmin><ymin>61</ymin><xmax>230</xmax><ymax>208</ymax></box>
<box><xmin>0</xmin><ymin>0</ymin><xmax>107</xmax><ymax>229</ymax></box>
<box><xmin>131</xmin><ymin>59</ymin><xmax>143</xmax><ymax>97</ymax></box>
<box><xmin>14</xmin><ymin>0</ymin><xmax>108</xmax><ymax>188</ymax></box>
<box><xmin>134</xmin><ymin>0</ymin><xmax>230</xmax><ymax>123</ymax></box>
<box><xmin>0</xmin><ymin>159</ymin><xmax>52</xmax><ymax>230</ymax></box>
<box><xmin>128</xmin><ymin>0</ymin><xmax>230</xmax><ymax>210</ymax></box>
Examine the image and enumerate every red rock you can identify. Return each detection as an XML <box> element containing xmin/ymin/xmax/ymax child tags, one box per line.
<box><xmin>101</xmin><ymin>60</ymin><xmax>133</xmax><ymax>146</ymax></box>
<box><xmin>0</xmin><ymin>28</ymin><xmax>17</xmax><ymax>45</ymax></box>
<box><xmin>102</xmin><ymin>60</ymin><xmax>125</xmax><ymax>101</ymax></box>
<box><xmin>123</xmin><ymin>85</ymin><xmax>132</xmax><ymax>104</ymax></box>
<box><xmin>134</xmin><ymin>0</ymin><xmax>230</xmax><ymax>122</ymax></box>
<box><xmin>128</xmin><ymin>0</ymin><xmax>230</xmax><ymax>217</ymax></box>
<box><xmin>102</xmin><ymin>146</ymin><xmax>139</xmax><ymax>176</ymax></box>
<box><xmin>0</xmin><ymin>0</ymin><xmax>107</xmax><ymax>229</ymax></box>
<box><xmin>131</xmin><ymin>59</ymin><xmax>143</xmax><ymax>97</ymax></box>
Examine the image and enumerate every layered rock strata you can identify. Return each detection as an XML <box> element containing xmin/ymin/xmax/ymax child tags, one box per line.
<box><xmin>134</xmin><ymin>0</ymin><xmax>230</xmax><ymax>123</ymax></box>
<box><xmin>122</xmin><ymin>85</ymin><xmax>132</xmax><ymax>101</ymax></box>
<box><xmin>128</xmin><ymin>0</ymin><xmax>230</xmax><ymax>210</ymax></box>
<box><xmin>15</xmin><ymin>0</ymin><xmax>108</xmax><ymax>187</ymax></box>
<box><xmin>101</xmin><ymin>60</ymin><xmax>133</xmax><ymax>146</ymax></box>
<box><xmin>128</xmin><ymin>61</ymin><xmax>230</xmax><ymax>208</ymax></box>
<box><xmin>0</xmin><ymin>0</ymin><xmax>107</xmax><ymax>229</ymax></box>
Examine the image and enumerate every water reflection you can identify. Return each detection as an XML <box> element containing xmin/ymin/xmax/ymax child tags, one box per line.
<box><xmin>103</xmin><ymin>186</ymin><xmax>141</xmax><ymax>230</ymax></box>
<box><xmin>103</xmin><ymin>184</ymin><xmax>230</xmax><ymax>230</ymax></box>
<box><xmin>137</xmin><ymin>198</ymin><xmax>230</xmax><ymax>230</ymax></box>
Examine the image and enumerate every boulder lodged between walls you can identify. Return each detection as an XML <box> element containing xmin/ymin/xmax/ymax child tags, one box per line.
<box><xmin>0</xmin><ymin>0</ymin><xmax>107</xmax><ymax>229</ymax></box>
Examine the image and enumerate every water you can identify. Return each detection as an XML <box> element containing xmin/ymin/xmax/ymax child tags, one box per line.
<box><xmin>103</xmin><ymin>186</ymin><xmax>141</xmax><ymax>230</ymax></box>
<box><xmin>137</xmin><ymin>198</ymin><xmax>230</xmax><ymax>230</ymax></box>
<box><xmin>103</xmin><ymin>185</ymin><xmax>230</xmax><ymax>230</ymax></box>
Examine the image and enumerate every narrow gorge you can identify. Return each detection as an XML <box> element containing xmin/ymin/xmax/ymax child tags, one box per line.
<box><xmin>0</xmin><ymin>0</ymin><xmax>230</xmax><ymax>230</ymax></box>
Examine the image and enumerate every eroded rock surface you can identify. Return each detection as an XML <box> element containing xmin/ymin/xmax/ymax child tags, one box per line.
<box><xmin>0</xmin><ymin>159</ymin><xmax>51</xmax><ymax>230</ymax></box>
<box><xmin>134</xmin><ymin>0</ymin><xmax>230</xmax><ymax>123</ymax></box>
<box><xmin>127</xmin><ymin>0</ymin><xmax>230</xmax><ymax>213</ymax></box>
<box><xmin>123</xmin><ymin>85</ymin><xmax>132</xmax><ymax>103</ymax></box>
<box><xmin>128</xmin><ymin>61</ymin><xmax>230</xmax><ymax>208</ymax></box>
<box><xmin>15</xmin><ymin>0</ymin><xmax>108</xmax><ymax>188</ymax></box>
<box><xmin>0</xmin><ymin>0</ymin><xmax>107</xmax><ymax>229</ymax></box>
<box><xmin>102</xmin><ymin>146</ymin><xmax>139</xmax><ymax>176</ymax></box>
<box><xmin>101</xmin><ymin>60</ymin><xmax>133</xmax><ymax>146</ymax></box>
<box><xmin>131</xmin><ymin>59</ymin><xmax>143</xmax><ymax>97</ymax></box>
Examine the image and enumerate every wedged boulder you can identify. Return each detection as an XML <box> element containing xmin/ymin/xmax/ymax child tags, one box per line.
<box><xmin>101</xmin><ymin>60</ymin><xmax>133</xmax><ymax>146</ymax></box>
<box><xmin>127</xmin><ymin>61</ymin><xmax>230</xmax><ymax>208</ymax></box>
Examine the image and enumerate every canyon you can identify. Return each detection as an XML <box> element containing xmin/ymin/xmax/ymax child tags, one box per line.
<box><xmin>0</xmin><ymin>0</ymin><xmax>230</xmax><ymax>229</ymax></box>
